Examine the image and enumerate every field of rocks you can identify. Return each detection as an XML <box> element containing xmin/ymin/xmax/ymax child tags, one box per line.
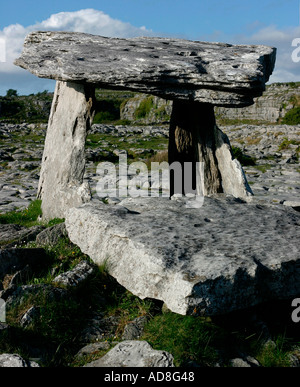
<box><xmin>0</xmin><ymin>121</ymin><xmax>300</xmax><ymax>367</ymax></box>
<box><xmin>0</xmin><ymin>122</ymin><xmax>299</xmax><ymax>214</ymax></box>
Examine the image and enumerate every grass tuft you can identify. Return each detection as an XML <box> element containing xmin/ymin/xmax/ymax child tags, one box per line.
<box><xmin>0</xmin><ymin>200</ymin><xmax>42</xmax><ymax>227</ymax></box>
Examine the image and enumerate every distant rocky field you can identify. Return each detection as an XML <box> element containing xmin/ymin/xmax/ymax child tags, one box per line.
<box><xmin>0</xmin><ymin>122</ymin><xmax>299</xmax><ymax>214</ymax></box>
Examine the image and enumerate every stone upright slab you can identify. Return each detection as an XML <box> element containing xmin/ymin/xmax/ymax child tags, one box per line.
<box><xmin>37</xmin><ymin>81</ymin><xmax>95</xmax><ymax>220</ymax></box>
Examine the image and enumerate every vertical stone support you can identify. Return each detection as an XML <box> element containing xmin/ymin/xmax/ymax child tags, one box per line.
<box><xmin>168</xmin><ymin>100</ymin><xmax>253</xmax><ymax>199</ymax></box>
<box><xmin>37</xmin><ymin>81</ymin><xmax>95</xmax><ymax>220</ymax></box>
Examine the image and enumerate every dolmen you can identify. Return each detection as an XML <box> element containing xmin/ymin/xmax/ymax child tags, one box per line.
<box><xmin>15</xmin><ymin>32</ymin><xmax>300</xmax><ymax>316</ymax></box>
<box><xmin>15</xmin><ymin>32</ymin><xmax>276</xmax><ymax>219</ymax></box>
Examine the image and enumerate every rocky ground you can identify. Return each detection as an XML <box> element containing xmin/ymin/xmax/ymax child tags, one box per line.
<box><xmin>0</xmin><ymin>122</ymin><xmax>299</xmax><ymax>213</ymax></box>
<box><xmin>223</xmin><ymin>124</ymin><xmax>300</xmax><ymax>208</ymax></box>
<box><xmin>0</xmin><ymin>122</ymin><xmax>299</xmax><ymax>368</ymax></box>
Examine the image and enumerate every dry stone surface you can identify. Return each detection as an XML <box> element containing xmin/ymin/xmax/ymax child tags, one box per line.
<box><xmin>65</xmin><ymin>195</ymin><xmax>300</xmax><ymax>316</ymax></box>
<box><xmin>15</xmin><ymin>32</ymin><xmax>276</xmax><ymax>107</ymax></box>
<box><xmin>83</xmin><ymin>341</ymin><xmax>175</xmax><ymax>367</ymax></box>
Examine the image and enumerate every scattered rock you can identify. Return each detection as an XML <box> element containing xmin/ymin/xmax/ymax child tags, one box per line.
<box><xmin>0</xmin><ymin>224</ymin><xmax>44</xmax><ymax>247</ymax></box>
<box><xmin>229</xmin><ymin>356</ymin><xmax>261</xmax><ymax>368</ymax></box>
<box><xmin>75</xmin><ymin>341</ymin><xmax>118</xmax><ymax>360</ymax></box>
<box><xmin>20</xmin><ymin>306</ymin><xmax>40</xmax><ymax>328</ymax></box>
<box><xmin>0</xmin><ymin>323</ymin><xmax>9</xmax><ymax>334</ymax></box>
<box><xmin>122</xmin><ymin>316</ymin><xmax>148</xmax><ymax>340</ymax></box>
<box><xmin>0</xmin><ymin>354</ymin><xmax>40</xmax><ymax>367</ymax></box>
<box><xmin>0</xmin><ymin>284</ymin><xmax>69</xmax><ymax>308</ymax></box>
<box><xmin>53</xmin><ymin>261</ymin><xmax>97</xmax><ymax>289</ymax></box>
<box><xmin>35</xmin><ymin>223</ymin><xmax>68</xmax><ymax>246</ymax></box>
<box><xmin>83</xmin><ymin>341</ymin><xmax>174</xmax><ymax>367</ymax></box>
<box><xmin>0</xmin><ymin>150</ymin><xmax>13</xmax><ymax>161</ymax></box>
<box><xmin>283</xmin><ymin>200</ymin><xmax>300</xmax><ymax>212</ymax></box>
<box><xmin>79</xmin><ymin>313</ymin><xmax>120</xmax><ymax>345</ymax></box>
<box><xmin>9</xmin><ymin>265</ymin><xmax>33</xmax><ymax>287</ymax></box>
<box><xmin>289</xmin><ymin>348</ymin><xmax>300</xmax><ymax>367</ymax></box>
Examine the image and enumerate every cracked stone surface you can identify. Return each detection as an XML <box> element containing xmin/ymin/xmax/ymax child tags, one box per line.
<box><xmin>65</xmin><ymin>195</ymin><xmax>300</xmax><ymax>316</ymax></box>
<box><xmin>83</xmin><ymin>341</ymin><xmax>175</xmax><ymax>367</ymax></box>
<box><xmin>15</xmin><ymin>32</ymin><xmax>276</xmax><ymax>107</ymax></box>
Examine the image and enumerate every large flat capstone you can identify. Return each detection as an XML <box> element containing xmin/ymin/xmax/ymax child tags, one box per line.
<box><xmin>15</xmin><ymin>32</ymin><xmax>276</xmax><ymax>107</ymax></box>
<box><xmin>65</xmin><ymin>196</ymin><xmax>300</xmax><ymax>316</ymax></box>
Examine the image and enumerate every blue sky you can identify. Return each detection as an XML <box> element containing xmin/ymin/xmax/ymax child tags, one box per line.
<box><xmin>0</xmin><ymin>0</ymin><xmax>300</xmax><ymax>95</ymax></box>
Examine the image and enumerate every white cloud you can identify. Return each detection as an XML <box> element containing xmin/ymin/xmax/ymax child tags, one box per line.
<box><xmin>234</xmin><ymin>25</ymin><xmax>300</xmax><ymax>83</ymax></box>
<box><xmin>0</xmin><ymin>9</ymin><xmax>153</xmax><ymax>95</ymax></box>
<box><xmin>36</xmin><ymin>9</ymin><xmax>151</xmax><ymax>37</ymax></box>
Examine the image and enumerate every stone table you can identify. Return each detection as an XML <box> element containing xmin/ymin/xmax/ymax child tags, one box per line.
<box><xmin>15</xmin><ymin>32</ymin><xmax>276</xmax><ymax>219</ymax></box>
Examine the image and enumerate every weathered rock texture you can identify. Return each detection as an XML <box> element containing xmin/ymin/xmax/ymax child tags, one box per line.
<box><xmin>216</xmin><ymin>83</ymin><xmax>300</xmax><ymax>123</ymax></box>
<box><xmin>121</xmin><ymin>83</ymin><xmax>300</xmax><ymax>124</ymax></box>
<box><xmin>53</xmin><ymin>261</ymin><xmax>97</xmax><ymax>289</ymax></box>
<box><xmin>65</xmin><ymin>197</ymin><xmax>300</xmax><ymax>316</ymax></box>
<box><xmin>168</xmin><ymin>101</ymin><xmax>253</xmax><ymax>198</ymax></box>
<box><xmin>120</xmin><ymin>94</ymin><xmax>173</xmax><ymax>124</ymax></box>
<box><xmin>84</xmin><ymin>341</ymin><xmax>175</xmax><ymax>367</ymax></box>
<box><xmin>15</xmin><ymin>31</ymin><xmax>275</xmax><ymax>107</ymax></box>
<box><xmin>37</xmin><ymin>81</ymin><xmax>95</xmax><ymax>220</ymax></box>
<box><xmin>0</xmin><ymin>354</ymin><xmax>39</xmax><ymax>368</ymax></box>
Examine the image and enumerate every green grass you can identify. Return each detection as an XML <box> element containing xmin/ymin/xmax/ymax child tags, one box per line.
<box><xmin>0</xmin><ymin>200</ymin><xmax>64</xmax><ymax>231</ymax></box>
<box><xmin>252</xmin><ymin>164</ymin><xmax>273</xmax><ymax>173</ymax></box>
<box><xmin>0</xmin><ymin>200</ymin><xmax>42</xmax><ymax>227</ymax></box>
<box><xmin>86</xmin><ymin>133</ymin><xmax>168</xmax><ymax>163</ymax></box>
<box><xmin>231</xmin><ymin>146</ymin><xmax>256</xmax><ymax>166</ymax></box>
<box><xmin>216</xmin><ymin>117</ymin><xmax>272</xmax><ymax>126</ymax></box>
<box><xmin>142</xmin><ymin>313</ymin><xmax>224</xmax><ymax>366</ymax></box>
<box><xmin>255</xmin><ymin>336</ymin><xmax>292</xmax><ymax>367</ymax></box>
<box><xmin>2</xmin><ymin>232</ymin><xmax>298</xmax><ymax>368</ymax></box>
<box><xmin>278</xmin><ymin>137</ymin><xmax>300</xmax><ymax>151</ymax></box>
<box><xmin>282</xmin><ymin>107</ymin><xmax>300</xmax><ymax>125</ymax></box>
<box><xmin>135</xmin><ymin>96</ymin><xmax>155</xmax><ymax>119</ymax></box>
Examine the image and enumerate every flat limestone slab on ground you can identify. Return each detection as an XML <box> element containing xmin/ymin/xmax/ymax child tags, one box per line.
<box><xmin>65</xmin><ymin>196</ymin><xmax>300</xmax><ymax>316</ymax></box>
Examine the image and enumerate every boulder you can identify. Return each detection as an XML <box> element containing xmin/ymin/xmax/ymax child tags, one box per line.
<box><xmin>35</xmin><ymin>223</ymin><xmax>68</xmax><ymax>246</ymax></box>
<box><xmin>15</xmin><ymin>32</ymin><xmax>276</xmax><ymax>107</ymax></box>
<box><xmin>229</xmin><ymin>356</ymin><xmax>260</xmax><ymax>368</ymax></box>
<box><xmin>83</xmin><ymin>341</ymin><xmax>174</xmax><ymax>367</ymax></box>
<box><xmin>122</xmin><ymin>316</ymin><xmax>148</xmax><ymax>341</ymax></box>
<box><xmin>0</xmin><ymin>354</ymin><xmax>39</xmax><ymax>367</ymax></box>
<box><xmin>53</xmin><ymin>261</ymin><xmax>97</xmax><ymax>289</ymax></box>
<box><xmin>283</xmin><ymin>200</ymin><xmax>300</xmax><ymax>212</ymax></box>
<box><xmin>75</xmin><ymin>341</ymin><xmax>117</xmax><ymax>360</ymax></box>
<box><xmin>0</xmin><ymin>224</ymin><xmax>44</xmax><ymax>247</ymax></box>
<box><xmin>65</xmin><ymin>196</ymin><xmax>300</xmax><ymax>316</ymax></box>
